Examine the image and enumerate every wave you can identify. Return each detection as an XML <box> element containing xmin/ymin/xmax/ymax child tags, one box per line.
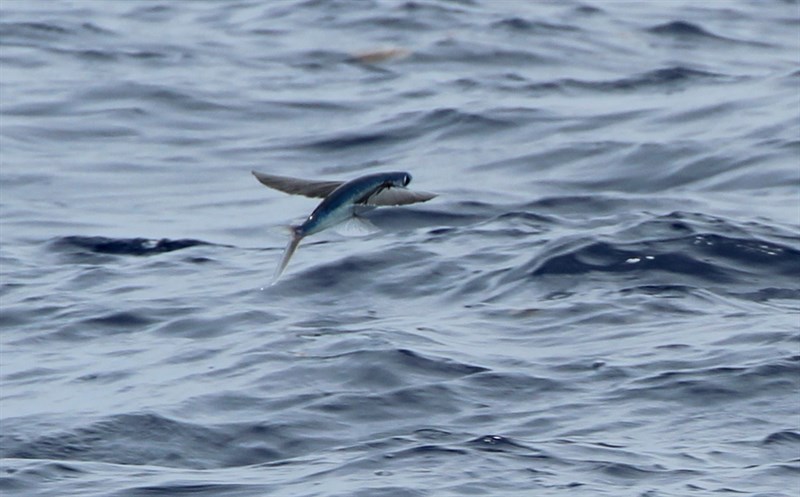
<box><xmin>517</xmin><ymin>66</ymin><xmax>731</xmax><ymax>95</ymax></box>
<box><xmin>610</xmin><ymin>355</ymin><xmax>799</xmax><ymax>405</ymax></box>
<box><xmin>294</xmin><ymin>107</ymin><xmax>520</xmax><ymax>153</ymax></box>
<box><xmin>647</xmin><ymin>20</ymin><xmax>723</xmax><ymax>39</ymax></box>
<box><xmin>50</xmin><ymin>236</ymin><xmax>215</xmax><ymax>257</ymax></box>
<box><xmin>1</xmin><ymin>412</ymin><xmax>283</xmax><ymax>469</ymax></box>
<box><xmin>512</xmin><ymin>211</ymin><xmax>799</xmax><ymax>291</ymax></box>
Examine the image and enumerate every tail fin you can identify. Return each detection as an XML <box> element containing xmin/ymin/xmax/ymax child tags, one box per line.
<box><xmin>272</xmin><ymin>227</ymin><xmax>303</xmax><ymax>284</ymax></box>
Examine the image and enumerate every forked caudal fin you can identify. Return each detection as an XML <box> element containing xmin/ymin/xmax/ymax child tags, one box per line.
<box><xmin>272</xmin><ymin>227</ymin><xmax>303</xmax><ymax>284</ymax></box>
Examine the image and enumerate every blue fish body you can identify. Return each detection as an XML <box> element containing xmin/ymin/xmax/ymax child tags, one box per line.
<box><xmin>298</xmin><ymin>171</ymin><xmax>409</xmax><ymax>237</ymax></box>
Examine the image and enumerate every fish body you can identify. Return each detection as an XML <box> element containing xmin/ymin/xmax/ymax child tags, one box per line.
<box><xmin>298</xmin><ymin>172</ymin><xmax>410</xmax><ymax>237</ymax></box>
<box><xmin>252</xmin><ymin>170</ymin><xmax>435</xmax><ymax>282</ymax></box>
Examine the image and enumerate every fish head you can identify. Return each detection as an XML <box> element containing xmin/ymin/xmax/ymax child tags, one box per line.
<box><xmin>387</xmin><ymin>172</ymin><xmax>411</xmax><ymax>188</ymax></box>
<box><xmin>375</xmin><ymin>171</ymin><xmax>413</xmax><ymax>189</ymax></box>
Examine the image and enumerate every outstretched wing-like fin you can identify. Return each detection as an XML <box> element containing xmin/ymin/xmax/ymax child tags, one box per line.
<box><xmin>252</xmin><ymin>170</ymin><xmax>343</xmax><ymax>198</ymax></box>
<box><xmin>365</xmin><ymin>187</ymin><xmax>437</xmax><ymax>206</ymax></box>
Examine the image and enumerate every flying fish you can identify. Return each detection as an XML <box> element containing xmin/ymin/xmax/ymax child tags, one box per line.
<box><xmin>252</xmin><ymin>170</ymin><xmax>436</xmax><ymax>283</ymax></box>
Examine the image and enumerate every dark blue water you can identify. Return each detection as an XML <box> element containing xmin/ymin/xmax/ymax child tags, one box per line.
<box><xmin>1</xmin><ymin>1</ymin><xmax>799</xmax><ymax>496</ymax></box>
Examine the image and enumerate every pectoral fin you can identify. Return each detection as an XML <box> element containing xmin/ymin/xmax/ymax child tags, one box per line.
<box><xmin>365</xmin><ymin>187</ymin><xmax>437</xmax><ymax>206</ymax></box>
<box><xmin>252</xmin><ymin>170</ymin><xmax>343</xmax><ymax>199</ymax></box>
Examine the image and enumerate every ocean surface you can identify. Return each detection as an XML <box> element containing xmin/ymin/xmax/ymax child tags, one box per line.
<box><xmin>1</xmin><ymin>1</ymin><xmax>799</xmax><ymax>496</ymax></box>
